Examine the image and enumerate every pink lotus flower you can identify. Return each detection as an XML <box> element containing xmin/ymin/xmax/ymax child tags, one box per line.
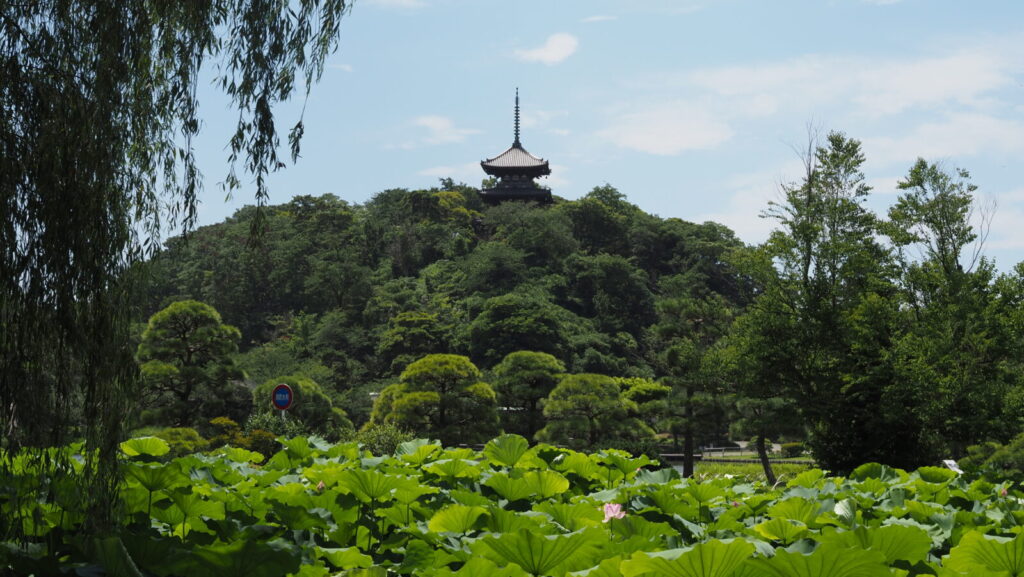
<box><xmin>316</xmin><ymin>480</ymin><xmax>326</xmax><ymax>492</ymax></box>
<box><xmin>602</xmin><ymin>503</ymin><xmax>626</xmax><ymax>523</ymax></box>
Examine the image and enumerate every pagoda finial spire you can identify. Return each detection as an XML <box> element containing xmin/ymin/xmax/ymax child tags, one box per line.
<box><xmin>513</xmin><ymin>88</ymin><xmax>521</xmax><ymax>147</ymax></box>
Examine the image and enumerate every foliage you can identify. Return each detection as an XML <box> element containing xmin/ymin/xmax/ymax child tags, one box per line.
<box><xmin>781</xmin><ymin>442</ymin><xmax>805</xmax><ymax>458</ymax></box>
<box><xmin>154</xmin><ymin>427</ymin><xmax>209</xmax><ymax>458</ymax></box>
<box><xmin>491</xmin><ymin>351</ymin><xmax>566</xmax><ymax>439</ymax></box>
<box><xmin>735</xmin><ymin>132</ymin><xmax>906</xmax><ymax>473</ymax></box>
<box><xmin>885</xmin><ymin>160</ymin><xmax>1012</xmax><ymax>459</ymax></box>
<box><xmin>1</xmin><ymin>0</ymin><xmax>353</xmax><ymax>535</ymax></box>
<box><xmin>469</xmin><ymin>291</ymin><xmax>573</xmax><ymax>368</ymax></box>
<box><xmin>368</xmin><ymin>355</ymin><xmax>499</xmax><ymax>445</ymax></box>
<box><xmin>252</xmin><ymin>375</ymin><xmax>354</xmax><ymax>441</ymax></box>
<box><xmin>133</xmin><ymin>183</ymin><xmax>757</xmax><ymax>443</ymax></box>
<box><xmin>377</xmin><ymin>311</ymin><xmax>450</xmax><ymax>375</ymax></box>
<box><xmin>537</xmin><ymin>373</ymin><xmax>653</xmax><ymax>450</ymax></box>
<box><xmin>243</xmin><ymin>411</ymin><xmax>309</xmax><ymax>440</ymax></box>
<box><xmin>649</xmin><ymin>291</ymin><xmax>735</xmax><ymax>477</ymax></box>
<box><xmin>2</xmin><ymin>437</ymin><xmax>1022</xmax><ymax>576</ymax></box>
<box><xmin>137</xmin><ymin>300</ymin><xmax>245</xmax><ymax>428</ymax></box>
<box><xmin>356</xmin><ymin>421</ymin><xmax>415</xmax><ymax>456</ymax></box>
<box><xmin>961</xmin><ymin>432</ymin><xmax>1024</xmax><ymax>484</ymax></box>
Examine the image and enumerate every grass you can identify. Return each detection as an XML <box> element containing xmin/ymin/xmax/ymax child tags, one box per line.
<box><xmin>699</xmin><ymin>454</ymin><xmax>816</xmax><ymax>462</ymax></box>
<box><xmin>690</xmin><ymin>461</ymin><xmax>816</xmax><ymax>485</ymax></box>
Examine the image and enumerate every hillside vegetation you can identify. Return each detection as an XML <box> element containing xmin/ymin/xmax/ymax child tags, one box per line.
<box><xmin>133</xmin><ymin>134</ymin><xmax>1024</xmax><ymax>476</ymax></box>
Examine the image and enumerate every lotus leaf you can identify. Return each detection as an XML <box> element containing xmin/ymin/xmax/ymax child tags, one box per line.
<box><xmin>621</xmin><ymin>539</ymin><xmax>755</xmax><ymax>577</ymax></box>
<box><xmin>120</xmin><ymin>437</ymin><xmax>170</xmax><ymax>458</ymax></box>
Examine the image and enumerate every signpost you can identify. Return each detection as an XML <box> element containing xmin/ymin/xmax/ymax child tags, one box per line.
<box><xmin>272</xmin><ymin>383</ymin><xmax>294</xmax><ymax>422</ymax></box>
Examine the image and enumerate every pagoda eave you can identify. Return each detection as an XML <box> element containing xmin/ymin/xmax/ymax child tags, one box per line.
<box><xmin>480</xmin><ymin>162</ymin><xmax>551</xmax><ymax>179</ymax></box>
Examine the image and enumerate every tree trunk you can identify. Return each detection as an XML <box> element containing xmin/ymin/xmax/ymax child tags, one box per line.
<box><xmin>682</xmin><ymin>386</ymin><xmax>695</xmax><ymax>478</ymax></box>
<box><xmin>756</xmin><ymin>434</ymin><xmax>777</xmax><ymax>485</ymax></box>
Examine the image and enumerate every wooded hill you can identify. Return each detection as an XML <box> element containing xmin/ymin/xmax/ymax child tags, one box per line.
<box><xmin>133</xmin><ymin>133</ymin><xmax>1024</xmax><ymax>474</ymax></box>
<box><xmin>135</xmin><ymin>181</ymin><xmax>746</xmax><ymax>430</ymax></box>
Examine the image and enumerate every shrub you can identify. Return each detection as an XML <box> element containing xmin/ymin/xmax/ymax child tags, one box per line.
<box><xmin>244</xmin><ymin>411</ymin><xmax>309</xmax><ymax>439</ymax></box>
<box><xmin>606</xmin><ymin>435</ymin><xmax>664</xmax><ymax>462</ymax></box>
<box><xmin>246</xmin><ymin>429</ymin><xmax>281</xmax><ymax>458</ymax></box>
<box><xmin>962</xmin><ymin>434</ymin><xmax>1024</xmax><ymax>484</ymax></box>
<box><xmin>208</xmin><ymin>417</ymin><xmax>248</xmax><ymax>449</ymax></box>
<box><xmin>357</xmin><ymin>421</ymin><xmax>414</xmax><ymax>456</ymax></box>
<box><xmin>154</xmin><ymin>427</ymin><xmax>209</xmax><ymax>457</ymax></box>
<box><xmin>252</xmin><ymin>375</ymin><xmax>354</xmax><ymax>440</ymax></box>
<box><xmin>781</xmin><ymin>442</ymin><xmax>804</xmax><ymax>458</ymax></box>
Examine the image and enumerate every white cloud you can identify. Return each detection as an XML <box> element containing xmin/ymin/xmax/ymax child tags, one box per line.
<box><xmin>987</xmin><ymin>189</ymin><xmax>1024</xmax><ymax>251</ymax></box>
<box><xmin>863</xmin><ymin>113</ymin><xmax>1024</xmax><ymax>164</ymax></box>
<box><xmin>865</xmin><ymin>175</ymin><xmax>904</xmax><ymax>196</ymax></box>
<box><xmin>690</xmin><ymin>49</ymin><xmax>1012</xmax><ymax>118</ymax></box>
<box><xmin>695</xmin><ymin>183</ymin><xmax>778</xmax><ymax>245</ymax></box>
<box><xmin>516</xmin><ymin>108</ymin><xmax>571</xmax><ymax>137</ymax></box>
<box><xmin>514</xmin><ymin>33</ymin><xmax>579</xmax><ymax>65</ymax></box>
<box><xmin>327</xmin><ymin>63</ymin><xmax>353</xmax><ymax>72</ymax></box>
<box><xmin>520</xmin><ymin>109</ymin><xmax>566</xmax><ymax>129</ymax></box>
<box><xmin>413</xmin><ymin>116</ymin><xmax>481</xmax><ymax>145</ymax></box>
<box><xmin>853</xmin><ymin>51</ymin><xmax>1009</xmax><ymax>116</ymax></box>
<box><xmin>582</xmin><ymin>15</ymin><xmax>616</xmax><ymax>23</ymax></box>
<box><xmin>695</xmin><ymin>160</ymin><xmax>806</xmax><ymax>244</ymax></box>
<box><xmin>598</xmin><ymin>101</ymin><xmax>734</xmax><ymax>155</ymax></box>
<box><xmin>544</xmin><ymin>164</ymin><xmax>571</xmax><ymax>189</ymax></box>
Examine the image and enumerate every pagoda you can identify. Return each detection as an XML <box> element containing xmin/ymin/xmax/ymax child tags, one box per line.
<box><xmin>479</xmin><ymin>89</ymin><xmax>552</xmax><ymax>203</ymax></box>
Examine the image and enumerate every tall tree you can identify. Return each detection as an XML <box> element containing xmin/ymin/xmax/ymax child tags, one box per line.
<box><xmin>650</xmin><ymin>291</ymin><xmax>734</xmax><ymax>478</ymax></box>
<box><xmin>744</xmin><ymin>131</ymin><xmax>901</xmax><ymax>473</ymax></box>
<box><xmin>0</xmin><ymin>0</ymin><xmax>352</xmax><ymax>533</ymax></box>
<box><xmin>536</xmin><ymin>373</ymin><xmax>651</xmax><ymax>451</ymax></box>
<box><xmin>136</xmin><ymin>300</ymin><xmax>244</xmax><ymax>427</ymax></box>
<box><xmin>491</xmin><ymin>351</ymin><xmax>566</xmax><ymax>439</ymax></box>
<box><xmin>885</xmin><ymin>160</ymin><xmax>1011</xmax><ymax>458</ymax></box>
<box><xmin>723</xmin><ymin>294</ymin><xmax>804</xmax><ymax>485</ymax></box>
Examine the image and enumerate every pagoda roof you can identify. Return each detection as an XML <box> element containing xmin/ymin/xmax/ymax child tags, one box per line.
<box><xmin>481</xmin><ymin>143</ymin><xmax>551</xmax><ymax>175</ymax></box>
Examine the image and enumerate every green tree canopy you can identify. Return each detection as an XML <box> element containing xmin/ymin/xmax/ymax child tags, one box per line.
<box><xmin>376</xmin><ymin>311</ymin><xmax>449</xmax><ymax>376</ymax></box>
<box><xmin>537</xmin><ymin>373</ymin><xmax>652</xmax><ymax>451</ymax></box>
<box><xmin>136</xmin><ymin>300</ymin><xmax>245</xmax><ymax>428</ymax></box>
<box><xmin>884</xmin><ymin>160</ymin><xmax>1012</xmax><ymax>459</ymax></box>
<box><xmin>738</xmin><ymin>132</ymin><xmax>910</xmax><ymax>472</ymax></box>
<box><xmin>469</xmin><ymin>292</ymin><xmax>572</xmax><ymax>368</ymax></box>
<box><xmin>491</xmin><ymin>351</ymin><xmax>566</xmax><ymax>439</ymax></box>
<box><xmin>366</xmin><ymin>354</ymin><xmax>498</xmax><ymax>446</ymax></box>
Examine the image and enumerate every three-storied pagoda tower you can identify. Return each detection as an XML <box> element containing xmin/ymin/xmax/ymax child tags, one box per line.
<box><xmin>479</xmin><ymin>89</ymin><xmax>552</xmax><ymax>203</ymax></box>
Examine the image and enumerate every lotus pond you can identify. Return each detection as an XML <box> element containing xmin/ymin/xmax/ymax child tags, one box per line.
<box><xmin>3</xmin><ymin>434</ymin><xmax>1024</xmax><ymax>576</ymax></box>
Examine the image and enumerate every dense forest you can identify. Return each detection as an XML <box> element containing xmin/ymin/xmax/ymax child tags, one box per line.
<box><xmin>132</xmin><ymin>132</ymin><xmax>1024</xmax><ymax>476</ymax></box>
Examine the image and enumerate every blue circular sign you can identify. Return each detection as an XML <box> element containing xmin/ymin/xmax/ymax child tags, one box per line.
<box><xmin>272</xmin><ymin>383</ymin><xmax>294</xmax><ymax>411</ymax></box>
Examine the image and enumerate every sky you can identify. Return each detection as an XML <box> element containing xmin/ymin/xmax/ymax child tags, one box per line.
<box><xmin>189</xmin><ymin>0</ymin><xmax>1024</xmax><ymax>269</ymax></box>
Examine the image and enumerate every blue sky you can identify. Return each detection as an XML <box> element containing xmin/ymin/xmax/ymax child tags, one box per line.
<box><xmin>190</xmin><ymin>0</ymin><xmax>1024</xmax><ymax>269</ymax></box>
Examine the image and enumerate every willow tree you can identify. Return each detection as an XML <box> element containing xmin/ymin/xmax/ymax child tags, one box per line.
<box><xmin>0</xmin><ymin>1</ymin><xmax>351</xmax><ymax>536</ymax></box>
